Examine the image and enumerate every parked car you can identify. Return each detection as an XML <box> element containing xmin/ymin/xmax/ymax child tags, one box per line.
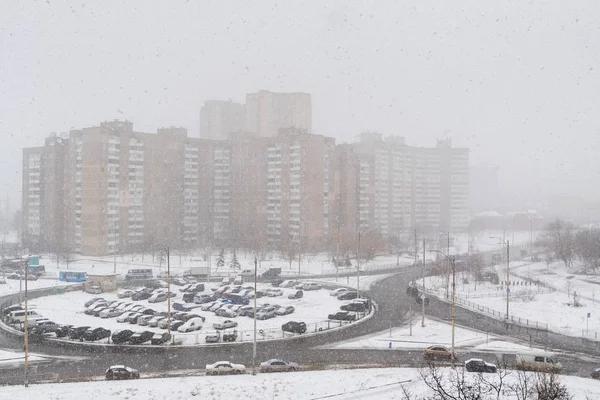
<box><xmin>105</xmin><ymin>365</ymin><xmax>140</xmax><ymax>380</ymax></box>
<box><xmin>21</xmin><ymin>274</ymin><xmax>38</xmax><ymax>281</ymax></box>
<box><xmin>237</xmin><ymin>305</ymin><xmax>255</xmax><ymax>317</ymax></box>
<box><xmin>222</xmin><ymin>330</ymin><xmax>238</xmax><ymax>342</ymax></box>
<box><xmin>85</xmin><ymin>303</ymin><xmax>108</xmax><ymax>315</ymax></box>
<box><xmin>215</xmin><ymin>308</ymin><xmax>237</xmax><ymax>318</ymax></box>
<box><xmin>35</xmin><ymin>320</ymin><xmax>59</xmax><ymax>333</ymax></box>
<box><xmin>182</xmin><ymin>293</ymin><xmax>196</xmax><ymax>303</ymax></box>
<box><xmin>125</xmin><ymin>313</ymin><xmax>143</xmax><ymax>324</ymax></box>
<box><xmin>271</xmin><ymin>279</ymin><xmax>284</xmax><ymax>287</ymax></box>
<box><xmin>148</xmin><ymin>316</ymin><xmax>167</xmax><ymax>327</ymax></box>
<box><xmin>150</xmin><ymin>332</ymin><xmax>171</xmax><ymax>345</ymax></box>
<box><xmin>331</xmin><ymin>288</ymin><xmax>349</xmax><ymax>297</ymax></box>
<box><xmin>205</xmin><ymin>331</ymin><xmax>221</xmax><ymax>343</ymax></box>
<box><xmin>116</xmin><ymin>302</ymin><xmax>133</xmax><ymax>311</ymax></box>
<box><xmin>137</xmin><ymin>315</ymin><xmax>154</xmax><ymax>326</ymax></box>
<box><xmin>84</xmin><ymin>297</ymin><xmax>105</xmax><ymax>307</ymax></box>
<box><xmin>172</xmin><ymin>312</ymin><xmax>188</xmax><ymax>321</ymax></box>
<box><xmin>6</xmin><ymin>273</ymin><xmax>20</xmax><ymax>280</ymax></box>
<box><xmin>87</xmin><ymin>285</ymin><xmax>103</xmax><ymax>294</ymax></box>
<box><xmin>209</xmin><ymin>302</ymin><xmax>227</xmax><ymax>312</ymax></box>
<box><xmin>154</xmin><ymin>289</ymin><xmax>177</xmax><ymax>298</ymax></box>
<box><xmin>148</xmin><ymin>293</ymin><xmax>168</xmax><ymax>303</ymax></box>
<box><xmin>181</xmin><ymin>313</ymin><xmax>205</xmax><ymax>322</ymax></box>
<box><xmin>275</xmin><ymin>306</ymin><xmax>295</xmax><ymax>316</ymax></box>
<box><xmin>213</xmin><ymin>319</ymin><xmax>238</xmax><ymax>330</ymax></box>
<box><xmin>68</xmin><ymin>326</ymin><xmax>91</xmax><ymax>340</ymax></box>
<box><xmin>92</xmin><ymin>307</ymin><xmax>110</xmax><ymax>317</ymax></box>
<box><xmin>424</xmin><ymin>346</ymin><xmax>457</xmax><ymax>362</ymax></box>
<box><xmin>170</xmin><ymin>278</ymin><xmax>187</xmax><ymax>286</ymax></box>
<box><xmin>145</xmin><ymin>280</ymin><xmax>168</xmax><ymax>289</ymax></box>
<box><xmin>256</xmin><ymin>307</ymin><xmax>276</xmax><ymax>320</ymax></box>
<box><xmin>337</xmin><ymin>291</ymin><xmax>359</xmax><ymax>301</ymax></box>
<box><xmin>340</xmin><ymin>301</ymin><xmax>370</xmax><ymax>312</ymax></box>
<box><xmin>266</xmin><ymin>288</ymin><xmax>284</xmax><ymax>297</ymax></box>
<box><xmin>166</xmin><ymin>320</ymin><xmax>185</xmax><ymax>331</ymax></box>
<box><xmin>117</xmin><ymin>290</ymin><xmax>135</xmax><ymax>299</ymax></box>
<box><xmin>100</xmin><ymin>308</ymin><xmax>125</xmax><ymax>319</ymax></box>
<box><xmin>288</xmin><ymin>290</ymin><xmax>303</xmax><ymax>300</ymax></box>
<box><xmin>54</xmin><ymin>324</ymin><xmax>73</xmax><ymax>338</ymax></box>
<box><xmin>205</xmin><ymin>361</ymin><xmax>245</xmax><ymax>375</ymax></box>
<box><xmin>177</xmin><ymin>317</ymin><xmax>204</xmax><ymax>332</ymax></box>
<box><xmin>194</xmin><ymin>294</ymin><xmax>215</xmax><ymax>304</ymax></box>
<box><xmin>591</xmin><ymin>368</ymin><xmax>600</xmax><ymax>380</ymax></box>
<box><xmin>83</xmin><ymin>327</ymin><xmax>111</xmax><ymax>342</ymax></box>
<box><xmin>280</xmin><ymin>280</ymin><xmax>300</xmax><ymax>288</ymax></box>
<box><xmin>131</xmin><ymin>290</ymin><xmax>153</xmax><ymax>301</ymax></box>
<box><xmin>260</xmin><ymin>359</ymin><xmax>299</xmax><ymax>373</ymax></box>
<box><xmin>111</xmin><ymin>329</ymin><xmax>135</xmax><ymax>344</ymax></box>
<box><xmin>328</xmin><ymin>311</ymin><xmax>356</xmax><ymax>321</ymax></box>
<box><xmin>117</xmin><ymin>312</ymin><xmax>138</xmax><ymax>323</ymax></box>
<box><xmin>127</xmin><ymin>331</ymin><xmax>155</xmax><ymax>345</ymax></box>
<box><xmin>464</xmin><ymin>358</ymin><xmax>498</xmax><ymax>373</ymax></box>
<box><xmin>138</xmin><ymin>308</ymin><xmax>156</xmax><ymax>316</ymax></box>
<box><xmin>295</xmin><ymin>282</ymin><xmax>322</xmax><ymax>291</ymax></box>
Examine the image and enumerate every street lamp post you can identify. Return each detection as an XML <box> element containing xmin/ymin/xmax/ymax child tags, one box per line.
<box><xmin>429</xmin><ymin>250</ymin><xmax>456</xmax><ymax>357</ymax></box>
<box><xmin>24</xmin><ymin>260</ymin><xmax>29</xmax><ymax>387</ymax></box>
<box><xmin>166</xmin><ymin>247</ymin><xmax>171</xmax><ymax>338</ymax></box>
<box><xmin>491</xmin><ymin>237</ymin><xmax>510</xmax><ymax>319</ymax></box>
<box><xmin>252</xmin><ymin>254</ymin><xmax>258</xmax><ymax>375</ymax></box>
<box><xmin>356</xmin><ymin>232</ymin><xmax>361</xmax><ymax>298</ymax></box>
<box><xmin>421</xmin><ymin>238</ymin><xmax>425</xmax><ymax>327</ymax></box>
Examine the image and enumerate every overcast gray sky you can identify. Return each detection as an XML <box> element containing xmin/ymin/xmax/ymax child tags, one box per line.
<box><xmin>1</xmin><ymin>0</ymin><xmax>599</xmax><ymax>211</ymax></box>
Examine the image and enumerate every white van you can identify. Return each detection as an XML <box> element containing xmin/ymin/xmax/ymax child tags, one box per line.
<box><xmin>240</xmin><ymin>269</ymin><xmax>254</xmax><ymax>277</ymax></box>
<box><xmin>9</xmin><ymin>310</ymin><xmax>43</xmax><ymax>324</ymax></box>
<box><xmin>233</xmin><ymin>275</ymin><xmax>244</xmax><ymax>285</ymax></box>
<box><xmin>516</xmin><ymin>351</ymin><xmax>562</xmax><ymax>372</ymax></box>
<box><xmin>177</xmin><ymin>317</ymin><xmax>203</xmax><ymax>332</ymax></box>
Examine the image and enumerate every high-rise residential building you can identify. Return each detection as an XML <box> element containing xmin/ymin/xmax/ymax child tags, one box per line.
<box><xmin>200</xmin><ymin>100</ymin><xmax>246</xmax><ymax>141</ymax></box>
<box><xmin>23</xmin><ymin>117</ymin><xmax>469</xmax><ymax>257</ymax></box>
<box><xmin>245</xmin><ymin>90</ymin><xmax>312</xmax><ymax>138</ymax></box>
<box><xmin>348</xmin><ymin>134</ymin><xmax>469</xmax><ymax>239</ymax></box>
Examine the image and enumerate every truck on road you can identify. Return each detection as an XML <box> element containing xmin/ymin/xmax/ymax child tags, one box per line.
<box><xmin>184</xmin><ymin>267</ymin><xmax>209</xmax><ymax>278</ymax></box>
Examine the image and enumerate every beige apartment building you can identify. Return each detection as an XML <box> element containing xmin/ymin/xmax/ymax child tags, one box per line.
<box><xmin>22</xmin><ymin>118</ymin><xmax>469</xmax><ymax>257</ymax></box>
<box><xmin>245</xmin><ymin>90</ymin><xmax>312</xmax><ymax>138</ymax></box>
<box><xmin>200</xmin><ymin>100</ymin><xmax>246</xmax><ymax>141</ymax></box>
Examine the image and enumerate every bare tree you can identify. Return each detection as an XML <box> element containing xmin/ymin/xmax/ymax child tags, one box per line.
<box><xmin>574</xmin><ymin>228</ymin><xmax>600</xmax><ymax>274</ymax></box>
<box><xmin>539</xmin><ymin>220</ymin><xmax>576</xmax><ymax>269</ymax></box>
<box><xmin>508</xmin><ymin>369</ymin><xmax>534</xmax><ymax>400</ymax></box>
<box><xmin>418</xmin><ymin>362</ymin><xmax>489</xmax><ymax>400</ymax></box>
<box><xmin>534</xmin><ymin>371</ymin><xmax>572</xmax><ymax>400</ymax></box>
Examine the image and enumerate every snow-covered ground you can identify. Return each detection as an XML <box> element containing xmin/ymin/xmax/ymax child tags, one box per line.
<box><xmin>416</xmin><ymin>258</ymin><xmax>600</xmax><ymax>339</ymax></box>
<box><xmin>326</xmin><ymin>317</ymin><xmax>496</xmax><ymax>350</ymax></box>
<box><xmin>25</xmin><ymin>283</ymin><xmax>367</xmax><ymax>345</ymax></box>
<box><xmin>315</xmin><ymin>273</ymin><xmax>396</xmax><ymax>292</ymax></box>
<box><xmin>3</xmin><ymin>366</ymin><xmax>600</xmax><ymax>399</ymax></box>
<box><xmin>0</xmin><ymin>277</ymin><xmax>76</xmax><ymax>297</ymax></box>
<box><xmin>0</xmin><ymin>349</ymin><xmax>46</xmax><ymax>367</ymax></box>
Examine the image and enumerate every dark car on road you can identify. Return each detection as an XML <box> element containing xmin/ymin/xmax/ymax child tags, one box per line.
<box><xmin>68</xmin><ymin>326</ymin><xmax>91</xmax><ymax>340</ymax></box>
<box><xmin>288</xmin><ymin>290</ymin><xmax>303</xmax><ymax>300</ymax></box>
<box><xmin>282</xmin><ymin>321</ymin><xmax>307</xmax><ymax>334</ymax></box>
<box><xmin>464</xmin><ymin>358</ymin><xmax>497</xmax><ymax>373</ymax></box>
<box><xmin>328</xmin><ymin>311</ymin><xmax>356</xmax><ymax>321</ymax></box>
<box><xmin>128</xmin><ymin>331</ymin><xmax>155</xmax><ymax>345</ymax></box>
<box><xmin>55</xmin><ymin>324</ymin><xmax>73</xmax><ymax>338</ymax></box>
<box><xmin>111</xmin><ymin>329</ymin><xmax>135</xmax><ymax>344</ymax></box>
<box><xmin>182</xmin><ymin>293</ymin><xmax>196</xmax><ymax>303</ymax></box>
<box><xmin>105</xmin><ymin>365</ymin><xmax>140</xmax><ymax>380</ymax></box>
<box><xmin>337</xmin><ymin>291</ymin><xmax>359</xmax><ymax>301</ymax></box>
<box><xmin>340</xmin><ymin>301</ymin><xmax>369</xmax><ymax>312</ymax></box>
<box><xmin>83</xmin><ymin>327</ymin><xmax>111</xmax><ymax>342</ymax></box>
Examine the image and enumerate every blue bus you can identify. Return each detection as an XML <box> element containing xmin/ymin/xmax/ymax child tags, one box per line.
<box><xmin>58</xmin><ymin>271</ymin><xmax>88</xmax><ymax>282</ymax></box>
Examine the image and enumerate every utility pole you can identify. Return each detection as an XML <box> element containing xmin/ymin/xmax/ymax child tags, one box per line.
<box><xmin>451</xmin><ymin>255</ymin><xmax>456</xmax><ymax>358</ymax></box>
<box><xmin>421</xmin><ymin>238</ymin><xmax>425</xmax><ymax>327</ymax></box>
<box><xmin>252</xmin><ymin>254</ymin><xmax>257</xmax><ymax>375</ymax></box>
<box><xmin>24</xmin><ymin>261</ymin><xmax>29</xmax><ymax>387</ymax></box>
<box><xmin>166</xmin><ymin>247</ymin><xmax>171</xmax><ymax>338</ymax></box>
<box><xmin>414</xmin><ymin>229</ymin><xmax>417</xmax><ymax>265</ymax></box>
<box><xmin>506</xmin><ymin>240</ymin><xmax>510</xmax><ymax>320</ymax></box>
<box><xmin>357</xmin><ymin>231</ymin><xmax>361</xmax><ymax>298</ymax></box>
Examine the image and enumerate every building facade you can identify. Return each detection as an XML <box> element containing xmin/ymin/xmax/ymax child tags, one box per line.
<box><xmin>22</xmin><ymin>120</ymin><xmax>469</xmax><ymax>256</ymax></box>
<box><xmin>200</xmin><ymin>100</ymin><xmax>246</xmax><ymax>141</ymax></box>
<box><xmin>245</xmin><ymin>90</ymin><xmax>312</xmax><ymax>138</ymax></box>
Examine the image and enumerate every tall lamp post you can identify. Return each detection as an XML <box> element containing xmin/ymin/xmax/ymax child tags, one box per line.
<box><xmin>356</xmin><ymin>231</ymin><xmax>361</xmax><ymax>298</ymax></box>
<box><xmin>429</xmin><ymin>250</ymin><xmax>456</xmax><ymax>357</ymax></box>
<box><xmin>491</xmin><ymin>237</ymin><xmax>510</xmax><ymax>319</ymax></box>
<box><xmin>252</xmin><ymin>254</ymin><xmax>258</xmax><ymax>375</ymax></box>
<box><xmin>166</xmin><ymin>247</ymin><xmax>171</xmax><ymax>338</ymax></box>
<box><xmin>23</xmin><ymin>260</ymin><xmax>29</xmax><ymax>387</ymax></box>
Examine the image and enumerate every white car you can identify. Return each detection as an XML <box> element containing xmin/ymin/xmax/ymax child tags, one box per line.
<box><xmin>205</xmin><ymin>361</ymin><xmax>246</xmax><ymax>375</ymax></box>
<box><xmin>148</xmin><ymin>293</ymin><xmax>167</xmax><ymax>303</ymax></box>
<box><xmin>331</xmin><ymin>288</ymin><xmax>349</xmax><ymax>297</ymax></box>
<box><xmin>266</xmin><ymin>288</ymin><xmax>283</xmax><ymax>297</ymax></box>
<box><xmin>137</xmin><ymin>315</ymin><xmax>154</xmax><ymax>326</ymax></box>
<box><xmin>148</xmin><ymin>316</ymin><xmax>166</xmax><ymax>327</ymax></box>
<box><xmin>117</xmin><ymin>312</ymin><xmax>138</xmax><ymax>323</ymax></box>
<box><xmin>177</xmin><ymin>317</ymin><xmax>204</xmax><ymax>332</ymax></box>
<box><xmin>279</xmin><ymin>280</ymin><xmax>299</xmax><ymax>288</ymax></box>
<box><xmin>295</xmin><ymin>282</ymin><xmax>322</xmax><ymax>291</ymax></box>
<box><xmin>213</xmin><ymin>319</ymin><xmax>238</xmax><ymax>330</ymax></box>
<box><xmin>260</xmin><ymin>359</ymin><xmax>299</xmax><ymax>373</ymax></box>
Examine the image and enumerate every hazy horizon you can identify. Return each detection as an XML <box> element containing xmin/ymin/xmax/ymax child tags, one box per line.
<box><xmin>2</xmin><ymin>1</ymin><xmax>599</xmax><ymax>212</ymax></box>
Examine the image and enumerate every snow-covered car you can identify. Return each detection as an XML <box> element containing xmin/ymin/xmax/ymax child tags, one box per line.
<box><xmin>148</xmin><ymin>293</ymin><xmax>168</xmax><ymax>303</ymax></box>
<box><xmin>215</xmin><ymin>308</ymin><xmax>237</xmax><ymax>318</ymax></box>
<box><xmin>105</xmin><ymin>365</ymin><xmax>139</xmax><ymax>380</ymax></box>
<box><xmin>213</xmin><ymin>319</ymin><xmax>238</xmax><ymax>330</ymax></box>
<box><xmin>136</xmin><ymin>315</ymin><xmax>154</xmax><ymax>326</ymax></box>
<box><xmin>205</xmin><ymin>361</ymin><xmax>245</xmax><ymax>375</ymax></box>
<box><xmin>266</xmin><ymin>288</ymin><xmax>283</xmax><ymax>297</ymax></box>
<box><xmin>209</xmin><ymin>302</ymin><xmax>227</xmax><ymax>312</ymax></box>
<box><xmin>330</xmin><ymin>288</ymin><xmax>349</xmax><ymax>297</ymax></box>
<box><xmin>200</xmin><ymin>301</ymin><xmax>218</xmax><ymax>312</ymax></box>
<box><xmin>259</xmin><ymin>359</ymin><xmax>299</xmax><ymax>373</ymax></box>
<box><xmin>86</xmin><ymin>285</ymin><xmax>103</xmax><ymax>294</ymax></box>
<box><xmin>177</xmin><ymin>317</ymin><xmax>204</xmax><ymax>332</ymax></box>
<box><xmin>275</xmin><ymin>306</ymin><xmax>295</xmax><ymax>316</ymax></box>
<box><xmin>279</xmin><ymin>280</ymin><xmax>300</xmax><ymax>288</ymax></box>
<box><xmin>148</xmin><ymin>316</ymin><xmax>167</xmax><ymax>327</ymax></box>
<box><xmin>295</xmin><ymin>282</ymin><xmax>321</xmax><ymax>291</ymax></box>
<box><xmin>256</xmin><ymin>307</ymin><xmax>276</xmax><ymax>320</ymax></box>
<box><xmin>100</xmin><ymin>308</ymin><xmax>125</xmax><ymax>319</ymax></box>
<box><xmin>117</xmin><ymin>312</ymin><xmax>139</xmax><ymax>323</ymax></box>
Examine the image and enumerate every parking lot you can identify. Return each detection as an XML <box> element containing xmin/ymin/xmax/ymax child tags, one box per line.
<box><xmin>23</xmin><ymin>279</ymin><xmax>372</xmax><ymax>346</ymax></box>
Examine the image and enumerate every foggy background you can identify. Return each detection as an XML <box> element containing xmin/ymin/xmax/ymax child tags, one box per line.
<box><xmin>1</xmin><ymin>0</ymin><xmax>599</xmax><ymax>211</ymax></box>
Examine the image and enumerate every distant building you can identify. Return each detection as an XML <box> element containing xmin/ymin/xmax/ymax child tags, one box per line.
<box><xmin>200</xmin><ymin>100</ymin><xmax>246</xmax><ymax>141</ymax></box>
<box><xmin>245</xmin><ymin>90</ymin><xmax>312</xmax><ymax>138</ymax></box>
<box><xmin>469</xmin><ymin>164</ymin><xmax>500</xmax><ymax>215</ymax></box>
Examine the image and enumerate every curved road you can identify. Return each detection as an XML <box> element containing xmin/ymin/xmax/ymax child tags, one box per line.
<box><xmin>0</xmin><ymin>268</ymin><xmax>598</xmax><ymax>385</ymax></box>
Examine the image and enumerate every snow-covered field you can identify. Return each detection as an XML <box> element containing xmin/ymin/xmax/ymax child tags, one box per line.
<box><xmin>26</xmin><ymin>283</ymin><xmax>366</xmax><ymax>345</ymax></box>
<box><xmin>0</xmin><ymin>277</ymin><xmax>76</xmax><ymax>297</ymax></box>
<box><xmin>3</xmin><ymin>366</ymin><xmax>600</xmax><ymax>400</ymax></box>
<box><xmin>326</xmin><ymin>317</ymin><xmax>496</xmax><ymax>351</ymax></box>
<box><xmin>417</xmin><ymin>258</ymin><xmax>600</xmax><ymax>339</ymax></box>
